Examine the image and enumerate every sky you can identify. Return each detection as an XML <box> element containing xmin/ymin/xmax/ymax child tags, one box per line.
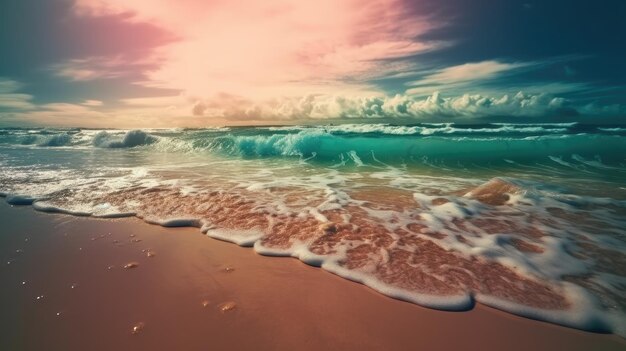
<box><xmin>0</xmin><ymin>0</ymin><xmax>625</xmax><ymax>127</ymax></box>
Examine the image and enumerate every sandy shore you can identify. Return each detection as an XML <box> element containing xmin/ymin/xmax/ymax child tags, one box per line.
<box><xmin>0</xmin><ymin>201</ymin><xmax>623</xmax><ymax>351</ymax></box>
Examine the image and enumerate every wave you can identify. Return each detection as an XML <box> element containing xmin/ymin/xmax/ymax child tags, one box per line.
<box><xmin>492</xmin><ymin>122</ymin><xmax>579</xmax><ymax>127</ymax></box>
<box><xmin>9</xmin><ymin>132</ymin><xmax>75</xmax><ymax>147</ymax></box>
<box><xmin>1</xmin><ymin>126</ymin><xmax>625</xmax><ymax>168</ymax></box>
<box><xmin>38</xmin><ymin>133</ymin><xmax>73</xmax><ymax>147</ymax></box>
<box><xmin>264</xmin><ymin>123</ymin><xmax>572</xmax><ymax>136</ymax></box>
<box><xmin>599</xmin><ymin>127</ymin><xmax>626</xmax><ymax>132</ymax></box>
<box><xmin>0</xmin><ymin>129</ymin><xmax>158</xmax><ymax>149</ymax></box>
<box><xmin>93</xmin><ymin>130</ymin><xmax>157</xmax><ymax>148</ymax></box>
<box><xmin>195</xmin><ymin>131</ymin><xmax>626</xmax><ymax>168</ymax></box>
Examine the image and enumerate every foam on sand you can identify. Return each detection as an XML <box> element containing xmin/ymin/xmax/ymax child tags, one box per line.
<box><xmin>1</xmin><ymin>125</ymin><xmax>625</xmax><ymax>338</ymax></box>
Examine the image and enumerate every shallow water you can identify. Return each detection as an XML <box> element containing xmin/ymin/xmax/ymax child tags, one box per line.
<box><xmin>1</xmin><ymin>123</ymin><xmax>625</xmax><ymax>336</ymax></box>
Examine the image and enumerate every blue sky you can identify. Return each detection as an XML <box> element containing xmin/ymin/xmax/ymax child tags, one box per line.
<box><xmin>0</xmin><ymin>0</ymin><xmax>624</xmax><ymax>127</ymax></box>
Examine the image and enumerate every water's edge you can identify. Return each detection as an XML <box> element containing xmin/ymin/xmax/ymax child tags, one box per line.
<box><xmin>0</xmin><ymin>194</ymin><xmax>616</xmax><ymax>336</ymax></box>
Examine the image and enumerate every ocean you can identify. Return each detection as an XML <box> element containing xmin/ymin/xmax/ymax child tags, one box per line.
<box><xmin>1</xmin><ymin>122</ymin><xmax>625</xmax><ymax>336</ymax></box>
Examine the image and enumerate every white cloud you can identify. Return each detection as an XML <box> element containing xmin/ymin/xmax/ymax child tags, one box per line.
<box><xmin>0</xmin><ymin>94</ymin><xmax>35</xmax><ymax>110</ymax></box>
<box><xmin>82</xmin><ymin>99</ymin><xmax>104</xmax><ymax>107</ymax></box>
<box><xmin>0</xmin><ymin>79</ymin><xmax>23</xmax><ymax>93</ymax></box>
<box><xmin>51</xmin><ymin>56</ymin><xmax>151</xmax><ymax>81</ymax></box>
<box><xmin>403</xmin><ymin>60</ymin><xmax>596</xmax><ymax>100</ymax></box>
<box><xmin>0</xmin><ymin>78</ymin><xmax>35</xmax><ymax>110</ymax></box>
<box><xmin>405</xmin><ymin>60</ymin><xmax>536</xmax><ymax>96</ymax></box>
<box><xmin>3</xmin><ymin>90</ymin><xmax>622</xmax><ymax>127</ymax></box>
<box><xmin>408</xmin><ymin>60</ymin><xmax>529</xmax><ymax>87</ymax></box>
<box><xmin>187</xmin><ymin>91</ymin><xmax>622</xmax><ymax>121</ymax></box>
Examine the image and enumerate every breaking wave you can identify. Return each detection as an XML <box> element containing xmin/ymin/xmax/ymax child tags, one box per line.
<box><xmin>92</xmin><ymin>130</ymin><xmax>157</xmax><ymax>148</ymax></box>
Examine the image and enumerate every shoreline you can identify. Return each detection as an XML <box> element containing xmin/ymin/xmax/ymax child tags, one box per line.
<box><xmin>0</xmin><ymin>201</ymin><xmax>624</xmax><ymax>351</ymax></box>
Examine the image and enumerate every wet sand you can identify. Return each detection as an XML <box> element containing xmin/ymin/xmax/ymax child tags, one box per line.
<box><xmin>0</xmin><ymin>201</ymin><xmax>623</xmax><ymax>351</ymax></box>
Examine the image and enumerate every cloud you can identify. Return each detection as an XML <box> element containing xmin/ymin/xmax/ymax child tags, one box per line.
<box><xmin>82</xmin><ymin>99</ymin><xmax>103</xmax><ymax>106</ymax></box>
<box><xmin>405</xmin><ymin>60</ymin><xmax>535</xmax><ymax>95</ymax></box>
<box><xmin>0</xmin><ymin>78</ymin><xmax>35</xmax><ymax>110</ymax></box>
<box><xmin>0</xmin><ymin>79</ymin><xmax>23</xmax><ymax>93</ymax></box>
<box><xmin>71</xmin><ymin>0</ymin><xmax>442</xmax><ymax>98</ymax></box>
<box><xmin>191</xmin><ymin>101</ymin><xmax>207</xmax><ymax>117</ymax></box>
<box><xmin>183</xmin><ymin>90</ymin><xmax>624</xmax><ymax>121</ymax></box>
<box><xmin>3</xmin><ymin>89</ymin><xmax>622</xmax><ymax>128</ymax></box>
<box><xmin>0</xmin><ymin>102</ymin><xmax>106</xmax><ymax>127</ymax></box>
<box><xmin>409</xmin><ymin>60</ymin><xmax>529</xmax><ymax>86</ymax></box>
<box><xmin>0</xmin><ymin>94</ymin><xmax>35</xmax><ymax>110</ymax></box>
<box><xmin>243</xmin><ymin>92</ymin><xmax>559</xmax><ymax>119</ymax></box>
<box><xmin>51</xmin><ymin>55</ymin><xmax>154</xmax><ymax>81</ymax></box>
<box><xmin>403</xmin><ymin>59</ymin><xmax>597</xmax><ymax>99</ymax></box>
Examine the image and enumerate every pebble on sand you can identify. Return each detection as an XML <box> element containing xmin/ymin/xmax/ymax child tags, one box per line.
<box><xmin>219</xmin><ymin>301</ymin><xmax>237</xmax><ymax>313</ymax></box>
<box><xmin>123</xmin><ymin>262</ymin><xmax>139</xmax><ymax>269</ymax></box>
<box><xmin>131</xmin><ymin>322</ymin><xmax>145</xmax><ymax>335</ymax></box>
<box><xmin>201</xmin><ymin>300</ymin><xmax>210</xmax><ymax>308</ymax></box>
<box><xmin>319</xmin><ymin>222</ymin><xmax>337</xmax><ymax>234</ymax></box>
<box><xmin>146</xmin><ymin>251</ymin><xmax>156</xmax><ymax>258</ymax></box>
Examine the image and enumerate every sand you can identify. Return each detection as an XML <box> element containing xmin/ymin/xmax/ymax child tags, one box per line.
<box><xmin>0</xmin><ymin>201</ymin><xmax>623</xmax><ymax>351</ymax></box>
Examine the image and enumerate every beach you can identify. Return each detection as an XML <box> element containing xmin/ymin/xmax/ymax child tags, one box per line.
<box><xmin>1</xmin><ymin>201</ymin><xmax>624</xmax><ymax>351</ymax></box>
<box><xmin>3</xmin><ymin>0</ymin><xmax>625</xmax><ymax>348</ymax></box>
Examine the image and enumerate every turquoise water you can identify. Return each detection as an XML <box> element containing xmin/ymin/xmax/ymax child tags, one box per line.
<box><xmin>1</xmin><ymin>123</ymin><xmax>625</xmax><ymax>336</ymax></box>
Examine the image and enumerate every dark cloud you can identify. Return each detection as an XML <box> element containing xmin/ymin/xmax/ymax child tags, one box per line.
<box><xmin>0</xmin><ymin>0</ymin><xmax>177</xmax><ymax>104</ymax></box>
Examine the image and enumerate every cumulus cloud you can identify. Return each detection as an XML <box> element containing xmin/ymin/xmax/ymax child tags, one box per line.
<box><xmin>187</xmin><ymin>91</ymin><xmax>623</xmax><ymax>121</ymax></box>
<box><xmin>3</xmin><ymin>90</ymin><xmax>622</xmax><ymax>128</ymax></box>
<box><xmin>191</xmin><ymin>101</ymin><xmax>207</xmax><ymax>116</ymax></box>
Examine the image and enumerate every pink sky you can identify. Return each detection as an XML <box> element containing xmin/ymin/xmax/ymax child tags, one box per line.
<box><xmin>1</xmin><ymin>0</ymin><xmax>621</xmax><ymax>127</ymax></box>
<box><xmin>67</xmin><ymin>0</ymin><xmax>438</xmax><ymax>119</ymax></box>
